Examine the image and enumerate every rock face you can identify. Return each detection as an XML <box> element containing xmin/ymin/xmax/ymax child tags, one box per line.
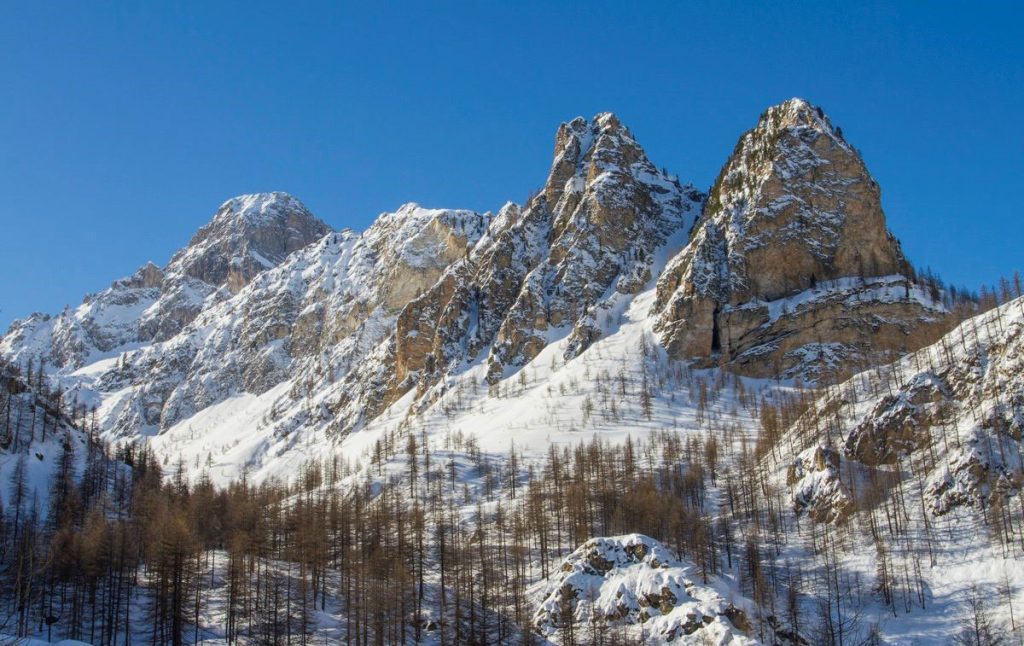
<box><xmin>531</xmin><ymin>534</ymin><xmax>757</xmax><ymax>644</ymax></box>
<box><xmin>338</xmin><ymin>113</ymin><xmax>702</xmax><ymax>427</ymax></box>
<box><xmin>655</xmin><ymin>99</ymin><xmax>949</xmax><ymax>379</ymax></box>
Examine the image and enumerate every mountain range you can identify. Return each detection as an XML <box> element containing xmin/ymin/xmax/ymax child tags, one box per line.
<box><xmin>1</xmin><ymin>98</ymin><xmax>1020</xmax><ymax>645</ymax></box>
<box><xmin>0</xmin><ymin>99</ymin><xmax>952</xmax><ymax>476</ymax></box>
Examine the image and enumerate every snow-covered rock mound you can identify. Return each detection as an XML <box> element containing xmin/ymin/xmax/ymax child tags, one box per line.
<box><xmin>531</xmin><ymin>534</ymin><xmax>757</xmax><ymax>644</ymax></box>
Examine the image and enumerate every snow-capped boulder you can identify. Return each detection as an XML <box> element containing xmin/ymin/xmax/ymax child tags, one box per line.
<box><xmin>531</xmin><ymin>534</ymin><xmax>757</xmax><ymax>644</ymax></box>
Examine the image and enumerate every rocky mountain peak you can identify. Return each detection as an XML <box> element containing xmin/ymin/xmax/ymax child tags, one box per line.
<box><xmin>655</xmin><ymin>99</ymin><xmax>948</xmax><ymax>378</ymax></box>
<box><xmin>177</xmin><ymin>191</ymin><xmax>332</xmax><ymax>293</ymax></box>
<box><xmin>545</xmin><ymin>112</ymin><xmax>646</xmax><ymax>209</ymax></box>
<box><xmin>133</xmin><ymin>192</ymin><xmax>333</xmax><ymax>342</ymax></box>
<box><xmin>209</xmin><ymin>191</ymin><xmax>311</xmax><ymax>227</ymax></box>
<box><xmin>705</xmin><ymin>97</ymin><xmax>903</xmax><ymax>303</ymax></box>
<box><xmin>334</xmin><ymin>112</ymin><xmax>706</xmax><ymax>431</ymax></box>
<box><xmin>483</xmin><ymin>111</ymin><xmax>703</xmax><ymax>372</ymax></box>
<box><xmin>761</xmin><ymin>97</ymin><xmax>843</xmax><ymax>137</ymax></box>
<box><xmin>551</xmin><ymin>112</ymin><xmax>625</xmax><ymax>152</ymax></box>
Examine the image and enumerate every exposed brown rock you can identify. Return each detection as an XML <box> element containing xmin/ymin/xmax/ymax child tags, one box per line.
<box><xmin>655</xmin><ymin>98</ymin><xmax>950</xmax><ymax>379</ymax></box>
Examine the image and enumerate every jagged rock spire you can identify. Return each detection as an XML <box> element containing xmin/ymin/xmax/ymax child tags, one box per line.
<box><xmin>655</xmin><ymin>98</ymin><xmax>948</xmax><ymax>378</ymax></box>
<box><xmin>340</xmin><ymin>112</ymin><xmax>704</xmax><ymax>430</ymax></box>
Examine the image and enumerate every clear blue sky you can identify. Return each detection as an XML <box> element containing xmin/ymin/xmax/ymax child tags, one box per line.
<box><xmin>1</xmin><ymin>1</ymin><xmax>1021</xmax><ymax>328</ymax></box>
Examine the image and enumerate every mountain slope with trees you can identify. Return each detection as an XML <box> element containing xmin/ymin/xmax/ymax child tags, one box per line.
<box><xmin>0</xmin><ymin>99</ymin><xmax>1020</xmax><ymax>644</ymax></box>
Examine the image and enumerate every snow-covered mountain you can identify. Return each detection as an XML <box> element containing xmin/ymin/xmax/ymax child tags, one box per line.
<box><xmin>0</xmin><ymin>99</ymin><xmax>1019</xmax><ymax>644</ymax></box>
<box><xmin>97</xmin><ymin>202</ymin><xmax>486</xmax><ymax>441</ymax></box>
<box><xmin>2</xmin><ymin>100</ymin><xmax>946</xmax><ymax>467</ymax></box>
<box><xmin>1</xmin><ymin>192</ymin><xmax>331</xmax><ymax>371</ymax></box>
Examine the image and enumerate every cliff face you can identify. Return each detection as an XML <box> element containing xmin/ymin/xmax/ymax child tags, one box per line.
<box><xmin>654</xmin><ymin>99</ymin><xmax>949</xmax><ymax>379</ymax></box>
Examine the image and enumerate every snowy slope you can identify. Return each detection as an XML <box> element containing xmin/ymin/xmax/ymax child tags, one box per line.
<box><xmin>762</xmin><ymin>297</ymin><xmax>1024</xmax><ymax>643</ymax></box>
<box><xmin>0</xmin><ymin>360</ymin><xmax>120</xmax><ymax>514</ymax></box>
<box><xmin>776</xmin><ymin>296</ymin><xmax>1024</xmax><ymax>519</ymax></box>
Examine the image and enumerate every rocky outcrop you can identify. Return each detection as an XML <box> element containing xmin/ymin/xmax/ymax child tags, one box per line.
<box><xmin>351</xmin><ymin>113</ymin><xmax>702</xmax><ymax>423</ymax></box>
<box><xmin>844</xmin><ymin>372</ymin><xmax>952</xmax><ymax>466</ymax></box>
<box><xmin>786</xmin><ymin>445</ymin><xmax>854</xmax><ymax>523</ymax></box>
<box><xmin>531</xmin><ymin>534</ymin><xmax>756</xmax><ymax>643</ymax></box>
<box><xmin>655</xmin><ymin>99</ymin><xmax>949</xmax><ymax>379</ymax></box>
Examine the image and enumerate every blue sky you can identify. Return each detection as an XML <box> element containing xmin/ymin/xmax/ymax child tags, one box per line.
<box><xmin>1</xmin><ymin>1</ymin><xmax>1021</xmax><ymax>328</ymax></box>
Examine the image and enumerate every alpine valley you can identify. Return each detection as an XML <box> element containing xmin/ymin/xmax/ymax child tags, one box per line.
<box><xmin>1</xmin><ymin>99</ymin><xmax>1021</xmax><ymax>645</ymax></box>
